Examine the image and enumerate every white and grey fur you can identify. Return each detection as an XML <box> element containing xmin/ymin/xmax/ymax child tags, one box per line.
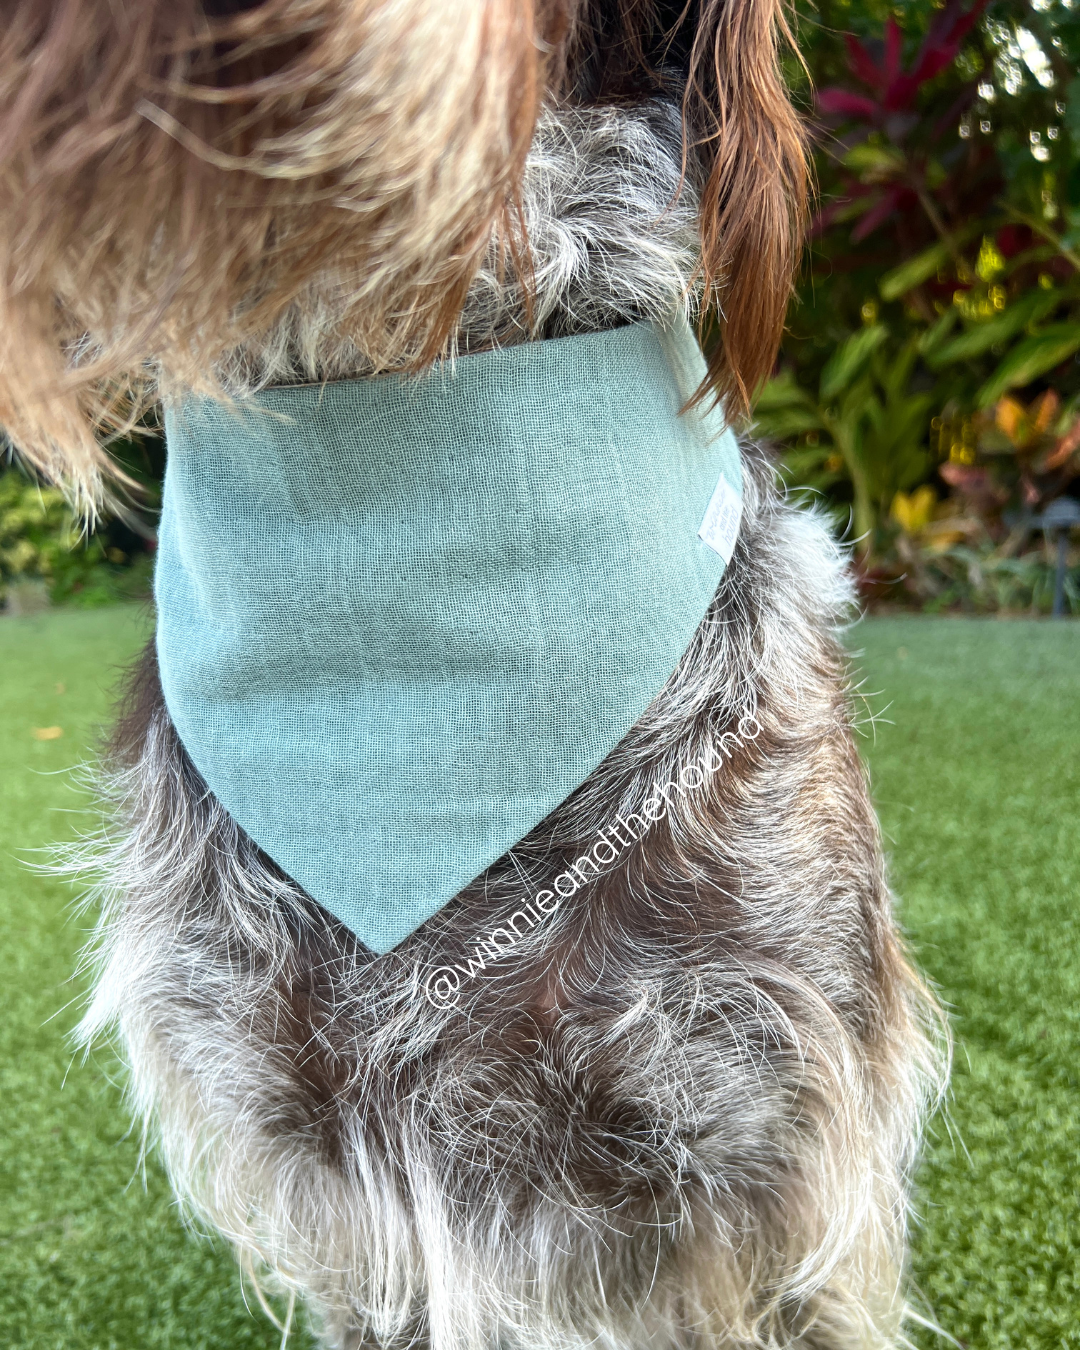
<box><xmin>216</xmin><ymin>102</ymin><xmax>700</xmax><ymax>393</ymax></box>
<box><xmin>65</xmin><ymin>100</ymin><xmax>946</xmax><ymax>1350</ymax></box>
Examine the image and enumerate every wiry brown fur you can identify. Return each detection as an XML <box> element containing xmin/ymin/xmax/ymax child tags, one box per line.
<box><xmin>0</xmin><ymin>0</ymin><xmax>805</xmax><ymax>506</ymax></box>
<box><xmin>0</xmin><ymin>0</ymin><xmax>547</xmax><ymax>500</ymax></box>
<box><xmin>70</xmin><ymin>447</ymin><xmax>944</xmax><ymax>1348</ymax></box>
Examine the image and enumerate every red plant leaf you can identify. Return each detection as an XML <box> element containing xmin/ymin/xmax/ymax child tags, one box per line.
<box><xmin>850</xmin><ymin>185</ymin><xmax>908</xmax><ymax>242</ymax></box>
<box><xmin>845</xmin><ymin>33</ymin><xmax>883</xmax><ymax>89</ymax></box>
<box><xmin>832</xmin><ymin>1</ymin><xmax>991</xmax><ymax>113</ymax></box>
<box><xmin>883</xmin><ymin>74</ymin><xmax>923</xmax><ymax>111</ymax></box>
<box><xmin>910</xmin><ymin>46</ymin><xmax>958</xmax><ymax>85</ymax></box>
<box><xmin>884</xmin><ymin>16</ymin><xmax>903</xmax><ymax>82</ymax></box>
<box><xmin>817</xmin><ymin>87</ymin><xmax>882</xmax><ymax>121</ymax></box>
<box><xmin>910</xmin><ymin>0</ymin><xmax>989</xmax><ymax>85</ymax></box>
<box><xmin>997</xmin><ymin>224</ymin><xmax>1033</xmax><ymax>259</ymax></box>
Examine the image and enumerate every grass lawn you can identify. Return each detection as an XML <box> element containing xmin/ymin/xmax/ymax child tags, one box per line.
<box><xmin>1</xmin><ymin>607</ymin><xmax>1077</xmax><ymax>1349</ymax></box>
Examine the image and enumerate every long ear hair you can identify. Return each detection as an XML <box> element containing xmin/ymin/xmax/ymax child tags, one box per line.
<box><xmin>563</xmin><ymin>0</ymin><xmax>808</xmax><ymax>418</ymax></box>
<box><xmin>0</xmin><ymin>0</ymin><xmax>549</xmax><ymax>505</ymax></box>
<box><xmin>685</xmin><ymin>0</ymin><xmax>808</xmax><ymax>416</ymax></box>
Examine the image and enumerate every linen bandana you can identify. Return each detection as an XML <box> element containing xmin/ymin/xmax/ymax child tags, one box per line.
<box><xmin>156</xmin><ymin>317</ymin><xmax>742</xmax><ymax>954</ymax></box>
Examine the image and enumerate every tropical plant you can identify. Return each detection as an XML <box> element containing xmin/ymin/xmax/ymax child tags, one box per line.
<box><xmin>755</xmin><ymin>327</ymin><xmax>935</xmax><ymax>543</ymax></box>
<box><xmin>759</xmin><ymin>0</ymin><xmax>1080</xmax><ymax>597</ymax></box>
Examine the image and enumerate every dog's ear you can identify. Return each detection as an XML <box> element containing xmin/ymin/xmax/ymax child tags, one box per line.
<box><xmin>0</xmin><ymin>0</ymin><xmax>548</xmax><ymax>504</ymax></box>
<box><xmin>683</xmin><ymin>0</ymin><xmax>808</xmax><ymax>418</ymax></box>
<box><xmin>557</xmin><ymin>0</ymin><xmax>808</xmax><ymax>419</ymax></box>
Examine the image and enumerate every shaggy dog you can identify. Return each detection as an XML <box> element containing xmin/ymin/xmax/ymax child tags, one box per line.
<box><xmin>1</xmin><ymin>3</ymin><xmax>945</xmax><ymax>1346</ymax></box>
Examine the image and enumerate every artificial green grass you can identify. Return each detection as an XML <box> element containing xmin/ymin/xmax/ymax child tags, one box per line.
<box><xmin>0</xmin><ymin>607</ymin><xmax>315</xmax><ymax>1350</ymax></box>
<box><xmin>850</xmin><ymin>619</ymin><xmax>1080</xmax><ymax>1349</ymax></box>
<box><xmin>1</xmin><ymin>608</ymin><xmax>1077</xmax><ymax>1348</ymax></box>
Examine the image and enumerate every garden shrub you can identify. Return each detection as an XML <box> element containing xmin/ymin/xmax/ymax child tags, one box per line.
<box><xmin>0</xmin><ymin>458</ymin><xmax>156</xmax><ymax>610</ymax></box>
<box><xmin>756</xmin><ymin>0</ymin><xmax>1080</xmax><ymax>610</ymax></box>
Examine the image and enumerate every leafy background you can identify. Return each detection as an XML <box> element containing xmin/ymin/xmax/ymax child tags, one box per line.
<box><xmin>759</xmin><ymin>0</ymin><xmax>1080</xmax><ymax>611</ymax></box>
<box><xmin>1</xmin><ymin>435</ymin><xmax>161</xmax><ymax>611</ymax></box>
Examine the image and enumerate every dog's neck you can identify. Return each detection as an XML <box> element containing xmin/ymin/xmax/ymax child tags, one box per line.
<box><xmin>213</xmin><ymin>102</ymin><xmax>699</xmax><ymax>397</ymax></box>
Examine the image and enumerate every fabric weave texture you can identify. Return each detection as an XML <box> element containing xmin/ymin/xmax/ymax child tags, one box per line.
<box><xmin>156</xmin><ymin>317</ymin><xmax>741</xmax><ymax>953</ymax></box>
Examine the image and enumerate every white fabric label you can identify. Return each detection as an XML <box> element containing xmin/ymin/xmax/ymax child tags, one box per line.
<box><xmin>697</xmin><ymin>473</ymin><xmax>743</xmax><ymax>564</ymax></box>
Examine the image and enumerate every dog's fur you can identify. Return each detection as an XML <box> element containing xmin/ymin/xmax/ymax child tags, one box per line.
<box><xmin>5</xmin><ymin>4</ymin><xmax>945</xmax><ymax>1347</ymax></box>
<box><xmin>0</xmin><ymin>0</ymin><xmax>804</xmax><ymax>501</ymax></box>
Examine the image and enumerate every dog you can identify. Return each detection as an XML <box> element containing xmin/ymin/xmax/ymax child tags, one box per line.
<box><xmin>1</xmin><ymin>3</ymin><xmax>946</xmax><ymax>1346</ymax></box>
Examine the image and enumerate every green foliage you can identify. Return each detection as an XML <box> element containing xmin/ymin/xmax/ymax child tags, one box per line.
<box><xmin>879</xmin><ymin>240</ymin><xmax>956</xmax><ymax>301</ymax></box>
<box><xmin>760</xmin><ymin>0</ymin><xmax>1080</xmax><ymax>595</ymax></box>
<box><xmin>0</xmin><ymin>446</ymin><xmax>159</xmax><ymax>609</ymax></box>
<box><xmin>0</xmin><ymin>471</ymin><xmax>72</xmax><ymax>584</ymax></box>
<box><xmin>893</xmin><ymin>537</ymin><xmax>1080</xmax><ymax>612</ymax></box>
<box><xmin>756</xmin><ymin>330</ymin><xmax>934</xmax><ymax>542</ymax></box>
<box><xmin>977</xmin><ymin>321</ymin><xmax>1080</xmax><ymax>405</ymax></box>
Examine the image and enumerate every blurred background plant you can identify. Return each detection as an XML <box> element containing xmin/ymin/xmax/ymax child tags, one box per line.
<box><xmin>0</xmin><ymin>436</ymin><xmax>160</xmax><ymax>612</ymax></box>
<box><xmin>757</xmin><ymin>0</ymin><xmax>1080</xmax><ymax>612</ymax></box>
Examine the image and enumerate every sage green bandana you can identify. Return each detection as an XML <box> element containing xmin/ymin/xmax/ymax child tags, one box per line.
<box><xmin>156</xmin><ymin>317</ymin><xmax>742</xmax><ymax>954</ymax></box>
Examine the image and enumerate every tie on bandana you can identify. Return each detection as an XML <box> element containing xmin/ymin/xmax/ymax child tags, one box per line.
<box><xmin>156</xmin><ymin>316</ymin><xmax>742</xmax><ymax>953</ymax></box>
